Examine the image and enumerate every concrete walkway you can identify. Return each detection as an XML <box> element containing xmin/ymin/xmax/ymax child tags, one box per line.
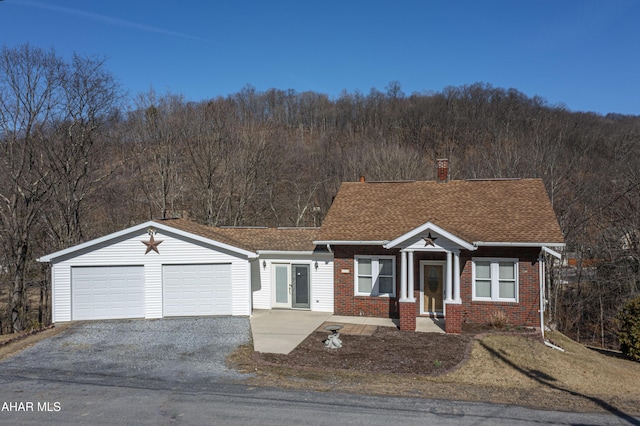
<box><xmin>250</xmin><ymin>310</ymin><xmax>332</xmax><ymax>354</ymax></box>
<box><xmin>250</xmin><ymin>310</ymin><xmax>445</xmax><ymax>354</ymax></box>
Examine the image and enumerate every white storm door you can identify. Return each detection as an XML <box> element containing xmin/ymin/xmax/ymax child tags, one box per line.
<box><xmin>272</xmin><ymin>264</ymin><xmax>291</xmax><ymax>308</ymax></box>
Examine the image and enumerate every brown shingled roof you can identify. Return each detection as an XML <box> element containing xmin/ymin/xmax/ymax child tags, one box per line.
<box><xmin>316</xmin><ymin>178</ymin><xmax>564</xmax><ymax>245</ymax></box>
<box><xmin>159</xmin><ymin>218</ymin><xmax>319</xmax><ymax>252</ymax></box>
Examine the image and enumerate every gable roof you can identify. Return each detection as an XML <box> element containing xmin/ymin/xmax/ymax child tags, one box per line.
<box><xmin>158</xmin><ymin>218</ymin><xmax>320</xmax><ymax>252</ymax></box>
<box><xmin>39</xmin><ymin>219</ymin><xmax>321</xmax><ymax>263</ymax></box>
<box><xmin>383</xmin><ymin>221</ymin><xmax>476</xmax><ymax>251</ymax></box>
<box><xmin>315</xmin><ymin>178</ymin><xmax>565</xmax><ymax>246</ymax></box>
<box><xmin>38</xmin><ymin>220</ymin><xmax>258</xmax><ymax>263</ymax></box>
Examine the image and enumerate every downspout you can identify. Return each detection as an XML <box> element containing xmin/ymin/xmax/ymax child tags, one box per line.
<box><xmin>539</xmin><ymin>246</ymin><xmax>562</xmax><ymax>340</ymax></box>
<box><xmin>539</xmin><ymin>253</ymin><xmax>545</xmax><ymax>339</ymax></box>
<box><xmin>248</xmin><ymin>257</ymin><xmax>254</xmax><ymax>316</ymax></box>
<box><xmin>326</xmin><ymin>244</ymin><xmax>332</xmax><ymax>253</ymax></box>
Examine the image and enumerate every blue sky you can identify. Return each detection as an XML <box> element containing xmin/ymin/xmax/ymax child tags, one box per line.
<box><xmin>1</xmin><ymin>0</ymin><xmax>639</xmax><ymax>115</ymax></box>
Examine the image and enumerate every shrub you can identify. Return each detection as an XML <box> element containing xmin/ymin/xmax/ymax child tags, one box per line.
<box><xmin>617</xmin><ymin>296</ymin><xmax>640</xmax><ymax>362</ymax></box>
<box><xmin>488</xmin><ymin>310</ymin><xmax>508</xmax><ymax>330</ymax></box>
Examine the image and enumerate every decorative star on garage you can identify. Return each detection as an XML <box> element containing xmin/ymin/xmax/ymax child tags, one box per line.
<box><xmin>142</xmin><ymin>228</ymin><xmax>163</xmax><ymax>254</ymax></box>
<box><xmin>423</xmin><ymin>232</ymin><xmax>438</xmax><ymax>247</ymax></box>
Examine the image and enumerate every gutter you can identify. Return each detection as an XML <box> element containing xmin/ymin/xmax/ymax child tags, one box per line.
<box><xmin>256</xmin><ymin>250</ymin><xmax>332</xmax><ymax>256</ymax></box>
<box><xmin>313</xmin><ymin>240</ymin><xmax>387</xmax><ymax>246</ymax></box>
<box><xmin>313</xmin><ymin>240</ymin><xmax>567</xmax><ymax>250</ymax></box>
<box><xmin>474</xmin><ymin>242</ymin><xmax>566</xmax><ymax>248</ymax></box>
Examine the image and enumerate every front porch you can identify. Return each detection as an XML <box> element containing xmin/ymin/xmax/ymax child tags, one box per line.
<box><xmin>329</xmin><ymin>314</ymin><xmax>445</xmax><ymax>334</ymax></box>
<box><xmin>387</xmin><ymin>222</ymin><xmax>475</xmax><ymax>333</ymax></box>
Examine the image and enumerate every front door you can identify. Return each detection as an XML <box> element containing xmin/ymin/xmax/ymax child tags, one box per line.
<box><xmin>292</xmin><ymin>264</ymin><xmax>310</xmax><ymax>309</ymax></box>
<box><xmin>272</xmin><ymin>263</ymin><xmax>310</xmax><ymax>309</ymax></box>
<box><xmin>421</xmin><ymin>262</ymin><xmax>445</xmax><ymax>315</ymax></box>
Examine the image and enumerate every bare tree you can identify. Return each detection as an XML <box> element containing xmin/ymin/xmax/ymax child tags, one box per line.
<box><xmin>183</xmin><ymin>99</ymin><xmax>234</xmax><ymax>226</ymax></box>
<box><xmin>0</xmin><ymin>45</ymin><xmax>121</xmax><ymax>332</ymax></box>
<box><xmin>0</xmin><ymin>45</ymin><xmax>63</xmax><ymax>332</ymax></box>
<box><xmin>129</xmin><ymin>91</ymin><xmax>186</xmax><ymax>219</ymax></box>
<box><xmin>41</xmin><ymin>53</ymin><xmax>122</xmax><ymax>249</ymax></box>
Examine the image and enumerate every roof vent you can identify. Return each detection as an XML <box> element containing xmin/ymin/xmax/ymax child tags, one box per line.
<box><xmin>359</xmin><ymin>175</ymin><xmax>366</xmax><ymax>183</ymax></box>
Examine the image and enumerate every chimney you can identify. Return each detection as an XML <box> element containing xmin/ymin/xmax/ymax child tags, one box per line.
<box><xmin>359</xmin><ymin>175</ymin><xmax>366</xmax><ymax>183</ymax></box>
<box><xmin>436</xmin><ymin>159</ymin><xmax>449</xmax><ymax>183</ymax></box>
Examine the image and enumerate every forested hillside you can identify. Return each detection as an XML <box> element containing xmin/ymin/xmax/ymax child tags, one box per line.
<box><xmin>1</xmin><ymin>46</ymin><xmax>638</xmax><ymax>349</ymax></box>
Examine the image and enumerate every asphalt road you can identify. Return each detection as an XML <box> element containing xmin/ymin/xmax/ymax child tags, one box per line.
<box><xmin>1</xmin><ymin>378</ymin><xmax>636</xmax><ymax>426</ymax></box>
<box><xmin>0</xmin><ymin>319</ymin><xmax>637</xmax><ymax>425</ymax></box>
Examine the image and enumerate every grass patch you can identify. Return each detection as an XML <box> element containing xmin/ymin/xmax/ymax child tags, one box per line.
<box><xmin>233</xmin><ymin>328</ymin><xmax>640</xmax><ymax>416</ymax></box>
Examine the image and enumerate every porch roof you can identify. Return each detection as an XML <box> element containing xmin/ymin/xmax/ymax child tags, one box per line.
<box><xmin>315</xmin><ymin>178</ymin><xmax>565</xmax><ymax>246</ymax></box>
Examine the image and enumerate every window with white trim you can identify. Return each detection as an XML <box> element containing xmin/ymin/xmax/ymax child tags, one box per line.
<box><xmin>355</xmin><ymin>256</ymin><xmax>395</xmax><ymax>297</ymax></box>
<box><xmin>472</xmin><ymin>258</ymin><xmax>518</xmax><ymax>302</ymax></box>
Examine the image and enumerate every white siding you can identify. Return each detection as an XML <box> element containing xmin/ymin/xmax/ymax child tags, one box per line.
<box><xmin>252</xmin><ymin>253</ymin><xmax>334</xmax><ymax>312</ymax></box>
<box><xmin>145</xmin><ymin>263</ymin><xmax>163</xmax><ymax>319</ymax></box>
<box><xmin>52</xmin><ymin>265</ymin><xmax>71</xmax><ymax>322</ymax></box>
<box><xmin>249</xmin><ymin>260</ymin><xmax>268</xmax><ymax>309</ymax></box>
<box><xmin>312</xmin><ymin>254</ymin><xmax>334</xmax><ymax>312</ymax></box>
<box><xmin>50</xmin><ymin>228</ymin><xmax>251</xmax><ymax>321</ymax></box>
<box><xmin>252</xmin><ymin>259</ymin><xmax>271</xmax><ymax>310</ymax></box>
<box><xmin>231</xmin><ymin>260</ymin><xmax>250</xmax><ymax>315</ymax></box>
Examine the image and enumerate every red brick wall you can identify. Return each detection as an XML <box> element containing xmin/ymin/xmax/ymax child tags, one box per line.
<box><xmin>445</xmin><ymin>304</ymin><xmax>462</xmax><ymax>333</ymax></box>
<box><xmin>333</xmin><ymin>245</ymin><xmax>542</xmax><ymax>330</ymax></box>
<box><xmin>399</xmin><ymin>301</ymin><xmax>417</xmax><ymax>331</ymax></box>
<box><xmin>458</xmin><ymin>247</ymin><xmax>541</xmax><ymax>328</ymax></box>
<box><xmin>333</xmin><ymin>245</ymin><xmax>400</xmax><ymax>318</ymax></box>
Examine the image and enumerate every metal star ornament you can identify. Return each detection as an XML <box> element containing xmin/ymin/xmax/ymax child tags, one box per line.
<box><xmin>142</xmin><ymin>228</ymin><xmax>163</xmax><ymax>254</ymax></box>
<box><xmin>423</xmin><ymin>232</ymin><xmax>438</xmax><ymax>247</ymax></box>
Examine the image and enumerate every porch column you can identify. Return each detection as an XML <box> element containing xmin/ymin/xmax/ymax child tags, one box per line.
<box><xmin>445</xmin><ymin>251</ymin><xmax>453</xmax><ymax>302</ymax></box>
<box><xmin>399</xmin><ymin>250</ymin><xmax>416</xmax><ymax>330</ymax></box>
<box><xmin>407</xmin><ymin>250</ymin><xmax>416</xmax><ymax>301</ymax></box>
<box><xmin>400</xmin><ymin>250</ymin><xmax>408</xmax><ymax>301</ymax></box>
<box><xmin>453</xmin><ymin>251</ymin><xmax>461</xmax><ymax>302</ymax></box>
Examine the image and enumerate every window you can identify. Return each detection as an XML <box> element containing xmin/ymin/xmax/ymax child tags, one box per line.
<box><xmin>472</xmin><ymin>258</ymin><xmax>518</xmax><ymax>302</ymax></box>
<box><xmin>355</xmin><ymin>256</ymin><xmax>395</xmax><ymax>297</ymax></box>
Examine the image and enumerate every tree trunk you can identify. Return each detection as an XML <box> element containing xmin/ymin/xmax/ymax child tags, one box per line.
<box><xmin>599</xmin><ymin>291</ymin><xmax>605</xmax><ymax>348</ymax></box>
<box><xmin>11</xmin><ymin>273</ymin><xmax>26</xmax><ymax>333</ymax></box>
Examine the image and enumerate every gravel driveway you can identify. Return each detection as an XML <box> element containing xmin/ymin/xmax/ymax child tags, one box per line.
<box><xmin>0</xmin><ymin>317</ymin><xmax>252</xmax><ymax>388</ymax></box>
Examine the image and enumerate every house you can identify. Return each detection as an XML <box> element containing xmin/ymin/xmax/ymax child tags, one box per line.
<box><xmin>39</xmin><ymin>160</ymin><xmax>564</xmax><ymax>333</ymax></box>
<box><xmin>314</xmin><ymin>161</ymin><xmax>565</xmax><ymax>333</ymax></box>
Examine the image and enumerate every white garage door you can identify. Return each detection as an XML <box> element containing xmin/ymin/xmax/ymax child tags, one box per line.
<box><xmin>163</xmin><ymin>264</ymin><xmax>232</xmax><ymax>317</ymax></box>
<box><xmin>72</xmin><ymin>266</ymin><xmax>145</xmax><ymax>320</ymax></box>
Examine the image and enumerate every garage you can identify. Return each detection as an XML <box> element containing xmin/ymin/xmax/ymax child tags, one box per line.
<box><xmin>41</xmin><ymin>220</ymin><xmax>256</xmax><ymax>322</ymax></box>
<box><xmin>72</xmin><ymin>266</ymin><xmax>145</xmax><ymax>320</ymax></box>
<box><xmin>163</xmin><ymin>264</ymin><xmax>232</xmax><ymax>316</ymax></box>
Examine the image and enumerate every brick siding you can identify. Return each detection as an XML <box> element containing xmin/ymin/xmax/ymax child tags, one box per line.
<box><xmin>333</xmin><ymin>245</ymin><xmax>400</xmax><ymax>317</ymax></box>
<box><xmin>399</xmin><ymin>301</ymin><xmax>417</xmax><ymax>331</ymax></box>
<box><xmin>333</xmin><ymin>245</ymin><xmax>542</xmax><ymax>331</ymax></box>
<box><xmin>458</xmin><ymin>247</ymin><xmax>541</xmax><ymax>329</ymax></box>
<box><xmin>445</xmin><ymin>304</ymin><xmax>462</xmax><ymax>333</ymax></box>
